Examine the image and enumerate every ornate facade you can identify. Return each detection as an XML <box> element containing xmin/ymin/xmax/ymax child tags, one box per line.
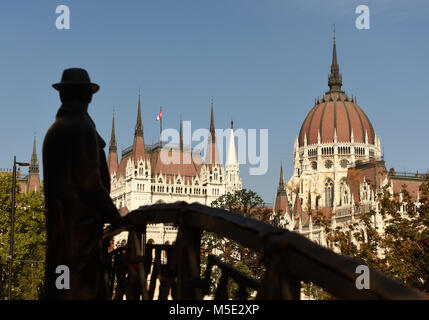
<box><xmin>274</xmin><ymin>35</ymin><xmax>426</xmax><ymax>247</ymax></box>
<box><xmin>107</xmin><ymin>96</ymin><xmax>242</xmax><ymax>244</ymax></box>
<box><xmin>1</xmin><ymin>137</ymin><xmax>41</xmax><ymax>194</ymax></box>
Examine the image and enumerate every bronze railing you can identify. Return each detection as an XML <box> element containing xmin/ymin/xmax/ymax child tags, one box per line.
<box><xmin>102</xmin><ymin>201</ymin><xmax>428</xmax><ymax>300</ymax></box>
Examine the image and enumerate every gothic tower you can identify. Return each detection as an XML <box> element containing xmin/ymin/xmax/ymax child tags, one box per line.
<box><xmin>27</xmin><ymin>137</ymin><xmax>40</xmax><ymax>192</ymax></box>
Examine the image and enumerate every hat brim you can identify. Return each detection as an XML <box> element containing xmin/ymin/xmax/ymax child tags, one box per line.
<box><xmin>52</xmin><ymin>82</ymin><xmax>99</xmax><ymax>93</ymax></box>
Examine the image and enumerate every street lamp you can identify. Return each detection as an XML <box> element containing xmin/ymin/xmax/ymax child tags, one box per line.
<box><xmin>7</xmin><ymin>156</ymin><xmax>29</xmax><ymax>300</ymax></box>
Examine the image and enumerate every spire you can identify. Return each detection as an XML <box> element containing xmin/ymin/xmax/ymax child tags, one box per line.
<box><xmin>132</xmin><ymin>92</ymin><xmax>146</xmax><ymax>166</ymax></box>
<box><xmin>328</xmin><ymin>24</ymin><xmax>343</xmax><ymax>92</ymax></box>
<box><xmin>109</xmin><ymin>111</ymin><xmax>117</xmax><ymax>152</ymax></box>
<box><xmin>226</xmin><ymin>119</ymin><xmax>238</xmax><ymax>167</ymax></box>
<box><xmin>275</xmin><ymin>162</ymin><xmax>289</xmax><ymax>217</ymax></box>
<box><xmin>278</xmin><ymin>163</ymin><xmax>286</xmax><ymax>192</ymax></box>
<box><xmin>206</xmin><ymin>97</ymin><xmax>219</xmax><ymax>166</ymax></box>
<box><xmin>135</xmin><ymin>92</ymin><xmax>143</xmax><ymax>136</ymax></box>
<box><xmin>27</xmin><ymin>136</ymin><xmax>40</xmax><ymax>192</ymax></box>
<box><xmin>29</xmin><ymin>136</ymin><xmax>39</xmax><ymax>174</ymax></box>
<box><xmin>179</xmin><ymin>115</ymin><xmax>183</xmax><ymax>152</ymax></box>
<box><xmin>108</xmin><ymin>111</ymin><xmax>119</xmax><ymax>175</ymax></box>
<box><xmin>209</xmin><ymin>97</ymin><xmax>215</xmax><ymax>143</ymax></box>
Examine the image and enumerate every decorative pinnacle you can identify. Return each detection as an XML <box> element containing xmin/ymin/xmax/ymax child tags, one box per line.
<box><xmin>135</xmin><ymin>92</ymin><xmax>143</xmax><ymax>136</ymax></box>
<box><xmin>277</xmin><ymin>162</ymin><xmax>287</xmax><ymax>195</ymax></box>
<box><xmin>109</xmin><ymin>111</ymin><xmax>117</xmax><ymax>152</ymax></box>
<box><xmin>29</xmin><ymin>136</ymin><xmax>39</xmax><ymax>174</ymax></box>
<box><xmin>209</xmin><ymin>97</ymin><xmax>215</xmax><ymax>143</ymax></box>
<box><xmin>179</xmin><ymin>114</ymin><xmax>183</xmax><ymax>152</ymax></box>
<box><xmin>328</xmin><ymin>24</ymin><xmax>343</xmax><ymax>92</ymax></box>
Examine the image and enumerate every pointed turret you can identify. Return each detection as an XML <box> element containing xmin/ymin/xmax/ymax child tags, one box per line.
<box><xmin>135</xmin><ymin>93</ymin><xmax>143</xmax><ymax>136</ymax></box>
<box><xmin>108</xmin><ymin>112</ymin><xmax>119</xmax><ymax>175</ymax></box>
<box><xmin>328</xmin><ymin>25</ymin><xmax>343</xmax><ymax>93</ymax></box>
<box><xmin>179</xmin><ymin>115</ymin><xmax>183</xmax><ymax>153</ymax></box>
<box><xmin>132</xmin><ymin>93</ymin><xmax>146</xmax><ymax>166</ymax></box>
<box><xmin>205</xmin><ymin>97</ymin><xmax>219</xmax><ymax>166</ymax></box>
<box><xmin>225</xmin><ymin>119</ymin><xmax>241</xmax><ymax>193</ymax></box>
<box><xmin>293</xmin><ymin>192</ymin><xmax>303</xmax><ymax>217</ymax></box>
<box><xmin>27</xmin><ymin>137</ymin><xmax>40</xmax><ymax>192</ymax></box>
<box><xmin>274</xmin><ymin>163</ymin><xmax>290</xmax><ymax>217</ymax></box>
<box><xmin>29</xmin><ymin>136</ymin><xmax>39</xmax><ymax>174</ymax></box>
<box><xmin>109</xmin><ymin>112</ymin><xmax>117</xmax><ymax>153</ymax></box>
<box><xmin>226</xmin><ymin>120</ymin><xmax>238</xmax><ymax>167</ymax></box>
<box><xmin>209</xmin><ymin>98</ymin><xmax>216</xmax><ymax>143</ymax></box>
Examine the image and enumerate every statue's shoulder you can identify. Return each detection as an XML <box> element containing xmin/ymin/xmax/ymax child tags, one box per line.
<box><xmin>45</xmin><ymin>113</ymin><xmax>94</xmax><ymax>146</ymax></box>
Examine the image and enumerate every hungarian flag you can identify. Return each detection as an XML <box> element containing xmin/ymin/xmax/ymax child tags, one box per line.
<box><xmin>156</xmin><ymin>110</ymin><xmax>162</xmax><ymax>121</ymax></box>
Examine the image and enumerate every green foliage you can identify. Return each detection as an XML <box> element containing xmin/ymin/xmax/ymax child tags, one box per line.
<box><xmin>308</xmin><ymin>179</ymin><xmax>429</xmax><ymax>299</ymax></box>
<box><xmin>0</xmin><ymin>173</ymin><xmax>46</xmax><ymax>300</ymax></box>
<box><xmin>228</xmin><ymin>262</ymin><xmax>254</xmax><ymax>300</ymax></box>
<box><xmin>301</xmin><ymin>282</ymin><xmax>335</xmax><ymax>300</ymax></box>
<box><xmin>201</xmin><ymin>189</ymin><xmax>274</xmax><ymax>297</ymax></box>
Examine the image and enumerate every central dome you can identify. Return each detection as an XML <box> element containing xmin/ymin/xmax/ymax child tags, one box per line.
<box><xmin>298</xmin><ymin>92</ymin><xmax>375</xmax><ymax>147</ymax></box>
<box><xmin>298</xmin><ymin>35</ymin><xmax>375</xmax><ymax>147</ymax></box>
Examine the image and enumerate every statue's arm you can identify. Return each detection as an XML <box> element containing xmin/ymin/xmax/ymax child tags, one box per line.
<box><xmin>73</xmin><ymin>124</ymin><xmax>121</xmax><ymax>223</ymax></box>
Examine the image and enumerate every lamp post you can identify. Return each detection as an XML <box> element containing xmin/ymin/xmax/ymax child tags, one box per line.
<box><xmin>7</xmin><ymin>156</ymin><xmax>29</xmax><ymax>300</ymax></box>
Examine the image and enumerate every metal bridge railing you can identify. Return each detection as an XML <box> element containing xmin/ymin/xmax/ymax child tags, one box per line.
<box><xmin>102</xmin><ymin>201</ymin><xmax>428</xmax><ymax>300</ymax></box>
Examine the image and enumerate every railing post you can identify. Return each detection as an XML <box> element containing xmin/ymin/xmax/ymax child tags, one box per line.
<box><xmin>257</xmin><ymin>242</ymin><xmax>300</xmax><ymax>300</ymax></box>
<box><xmin>126</xmin><ymin>228</ymin><xmax>150</xmax><ymax>300</ymax></box>
<box><xmin>176</xmin><ymin>226</ymin><xmax>203</xmax><ymax>299</ymax></box>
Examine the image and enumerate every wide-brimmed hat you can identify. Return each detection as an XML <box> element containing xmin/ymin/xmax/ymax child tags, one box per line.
<box><xmin>52</xmin><ymin>68</ymin><xmax>99</xmax><ymax>93</ymax></box>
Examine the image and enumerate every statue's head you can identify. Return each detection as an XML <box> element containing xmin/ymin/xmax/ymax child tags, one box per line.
<box><xmin>53</xmin><ymin>68</ymin><xmax>99</xmax><ymax>103</ymax></box>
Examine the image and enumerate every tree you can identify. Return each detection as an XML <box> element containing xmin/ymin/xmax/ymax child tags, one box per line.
<box><xmin>305</xmin><ymin>178</ymin><xmax>429</xmax><ymax>299</ymax></box>
<box><xmin>0</xmin><ymin>173</ymin><xmax>46</xmax><ymax>300</ymax></box>
<box><xmin>201</xmin><ymin>189</ymin><xmax>274</xmax><ymax>296</ymax></box>
<box><xmin>228</xmin><ymin>262</ymin><xmax>254</xmax><ymax>300</ymax></box>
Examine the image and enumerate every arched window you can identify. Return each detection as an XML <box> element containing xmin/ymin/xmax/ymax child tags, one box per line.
<box><xmin>325</xmin><ymin>178</ymin><xmax>334</xmax><ymax>208</ymax></box>
<box><xmin>340</xmin><ymin>179</ymin><xmax>348</xmax><ymax>206</ymax></box>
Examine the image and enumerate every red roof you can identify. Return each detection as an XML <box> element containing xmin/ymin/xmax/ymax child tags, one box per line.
<box><xmin>108</xmin><ymin>150</ymin><xmax>119</xmax><ymax>176</ymax></box>
<box><xmin>116</xmin><ymin>147</ymin><xmax>203</xmax><ymax>181</ymax></box>
<box><xmin>298</xmin><ymin>92</ymin><xmax>375</xmax><ymax>147</ymax></box>
<box><xmin>150</xmin><ymin>148</ymin><xmax>202</xmax><ymax>178</ymax></box>
<box><xmin>275</xmin><ymin>194</ymin><xmax>290</xmax><ymax>217</ymax></box>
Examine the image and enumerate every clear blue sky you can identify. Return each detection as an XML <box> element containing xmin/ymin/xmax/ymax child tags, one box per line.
<box><xmin>0</xmin><ymin>0</ymin><xmax>428</xmax><ymax>203</ymax></box>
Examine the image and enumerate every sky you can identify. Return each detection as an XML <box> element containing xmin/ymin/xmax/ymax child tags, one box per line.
<box><xmin>0</xmin><ymin>0</ymin><xmax>428</xmax><ymax>203</ymax></box>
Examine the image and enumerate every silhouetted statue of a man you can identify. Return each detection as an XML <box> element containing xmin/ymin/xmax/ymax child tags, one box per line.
<box><xmin>43</xmin><ymin>68</ymin><xmax>121</xmax><ymax>299</ymax></box>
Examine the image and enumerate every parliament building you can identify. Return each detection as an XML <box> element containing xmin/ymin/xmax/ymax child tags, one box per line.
<box><xmin>274</xmin><ymin>35</ymin><xmax>426</xmax><ymax>247</ymax></box>
<box><xmin>107</xmin><ymin>97</ymin><xmax>242</xmax><ymax>244</ymax></box>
